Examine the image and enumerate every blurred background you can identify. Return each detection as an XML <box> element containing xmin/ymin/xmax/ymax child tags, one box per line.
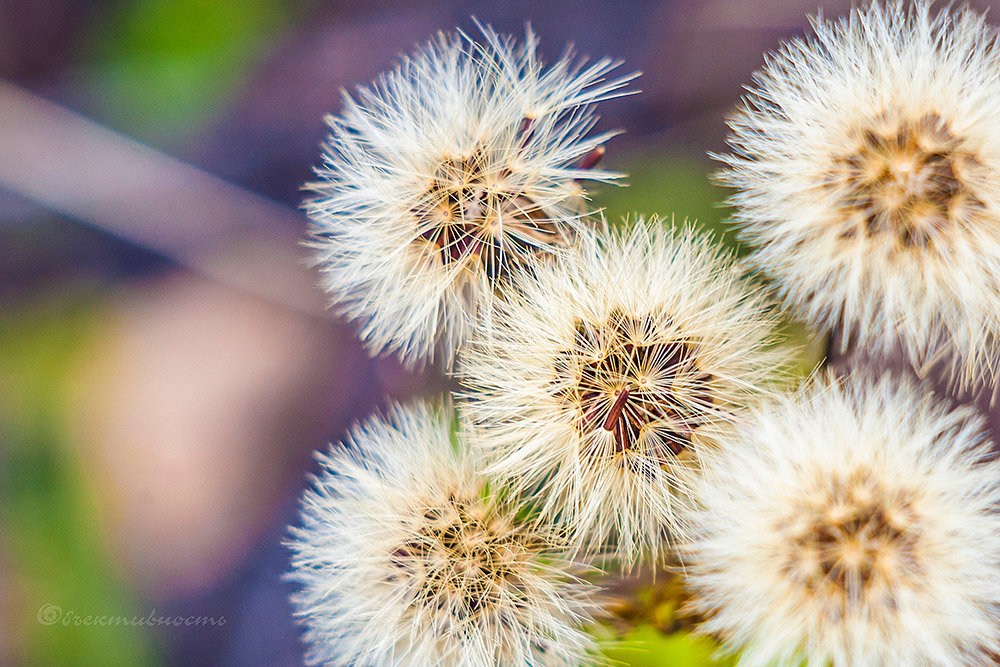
<box><xmin>0</xmin><ymin>0</ymin><xmax>945</xmax><ymax>663</ymax></box>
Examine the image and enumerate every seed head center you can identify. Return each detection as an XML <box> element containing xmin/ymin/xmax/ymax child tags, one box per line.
<box><xmin>831</xmin><ymin>112</ymin><xmax>984</xmax><ymax>249</ymax></box>
<box><xmin>389</xmin><ymin>494</ymin><xmax>532</xmax><ymax>618</ymax></box>
<box><xmin>413</xmin><ymin>135</ymin><xmax>570</xmax><ymax>275</ymax></box>
<box><xmin>783</xmin><ymin>470</ymin><xmax>921</xmax><ymax>615</ymax></box>
<box><xmin>555</xmin><ymin>311</ymin><xmax>714</xmax><ymax>460</ymax></box>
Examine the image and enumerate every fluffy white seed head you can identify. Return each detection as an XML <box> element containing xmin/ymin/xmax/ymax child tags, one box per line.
<box><xmin>460</xmin><ymin>218</ymin><xmax>786</xmax><ymax>568</ymax></box>
<box><xmin>683</xmin><ymin>373</ymin><xmax>1000</xmax><ymax>666</ymax></box>
<box><xmin>720</xmin><ymin>2</ymin><xmax>1000</xmax><ymax>386</ymax></box>
<box><xmin>287</xmin><ymin>401</ymin><xmax>599</xmax><ymax>666</ymax></box>
<box><xmin>306</xmin><ymin>24</ymin><xmax>636</xmax><ymax>368</ymax></box>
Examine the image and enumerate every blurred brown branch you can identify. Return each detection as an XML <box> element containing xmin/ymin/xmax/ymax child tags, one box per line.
<box><xmin>0</xmin><ymin>79</ymin><xmax>326</xmax><ymax>317</ymax></box>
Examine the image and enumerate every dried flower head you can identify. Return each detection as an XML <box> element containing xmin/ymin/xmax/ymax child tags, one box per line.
<box><xmin>287</xmin><ymin>401</ymin><xmax>598</xmax><ymax>666</ymax></box>
<box><xmin>306</xmin><ymin>23</ymin><xmax>635</xmax><ymax>368</ymax></box>
<box><xmin>460</xmin><ymin>219</ymin><xmax>785</xmax><ymax>567</ymax></box>
<box><xmin>719</xmin><ymin>2</ymin><xmax>1000</xmax><ymax>386</ymax></box>
<box><xmin>683</xmin><ymin>373</ymin><xmax>1000</xmax><ymax>666</ymax></box>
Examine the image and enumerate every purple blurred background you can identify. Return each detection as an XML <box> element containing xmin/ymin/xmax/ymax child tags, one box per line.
<box><xmin>8</xmin><ymin>0</ymin><xmax>989</xmax><ymax>664</ymax></box>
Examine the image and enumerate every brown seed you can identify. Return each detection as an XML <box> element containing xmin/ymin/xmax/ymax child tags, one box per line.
<box><xmin>577</xmin><ymin>145</ymin><xmax>605</xmax><ymax>171</ymax></box>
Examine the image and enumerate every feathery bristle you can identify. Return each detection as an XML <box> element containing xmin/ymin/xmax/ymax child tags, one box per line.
<box><xmin>683</xmin><ymin>373</ymin><xmax>1000</xmax><ymax>666</ymax></box>
<box><xmin>305</xmin><ymin>23</ymin><xmax>636</xmax><ymax>368</ymax></box>
<box><xmin>719</xmin><ymin>1</ymin><xmax>1000</xmax><ymax>387</ymax></box>
<box><xmin>287</xmin><ymin>401</ymin><xmax>599</xmax><ymax>666</ymax></box>
<box><xmin>460</xmin><ymin>218</ymin><xmax>787</xmax><ymax>568</ymax></box>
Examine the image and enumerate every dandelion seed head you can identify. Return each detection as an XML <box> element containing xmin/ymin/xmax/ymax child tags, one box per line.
<box><xmin>306</xmin><ymin>24</ymin><xmax>635</xmax><ymax>368</ymax></box>
<box><xmin>287</xmin><ymin>401</ymin><xmax>598</xmax><ymax>666</ymax></box>
<box><xmin>720</xmin><ymin>2</ymin><xmax>1000</xmax><ymax>385</ymax></box>
<box><xmin>461</xmin><ymin>219</ymin><xmax>785</xmax><ymax>567</ymax></box>
<box><xmin>684</xmin><ymin>374</ymin><xmax>1000</xmax><ymax>666</ymax></box>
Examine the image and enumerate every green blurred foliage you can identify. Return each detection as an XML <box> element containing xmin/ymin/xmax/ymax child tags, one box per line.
<box><xmin>0</xmin><ymin>294</ymin><xmax>160</xmax><ymax>665</ymax></box>
<box><xmin>593</xmin><ymin>567</ymin><xmax>733</xmax><ymax>666</ymax></box>
<box><xmin>596</xmin><ymin>155</ymin><xmax>740</xmax><ymax>253</ymax></box>
<box><xmin>81</xmin><ymin>0</ymin><xmax>294</xmax><ymax>142</ymax></box>
<box><xmin>602</xmin><ymin>625</ymin><xmax>734</xmax><ymax>667</ymax></box>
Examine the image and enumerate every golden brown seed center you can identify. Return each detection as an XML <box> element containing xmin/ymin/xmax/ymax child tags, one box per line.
<box><xmin>781</xmin><ymin>469</ymin><xmax>921</xmax><ymax>616</ymax></box>
<box><xmin>554</xmin><ymin>310</ymin><xmax>713</xmax><ymax>462</ymax></box>
<box><xmin>389</xmin><ymin>494</ymin><xmax>536</xmax><ymax>617</ymax></box>
<box><xmin>831</xmin><ymin>112</ymin><xmax>984</xmax><ymax>249</ymax></box>
<box><xmin>413</xmin><ymin>123</ymin><xmax>578</xmax><ymax>276</ymax></box>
